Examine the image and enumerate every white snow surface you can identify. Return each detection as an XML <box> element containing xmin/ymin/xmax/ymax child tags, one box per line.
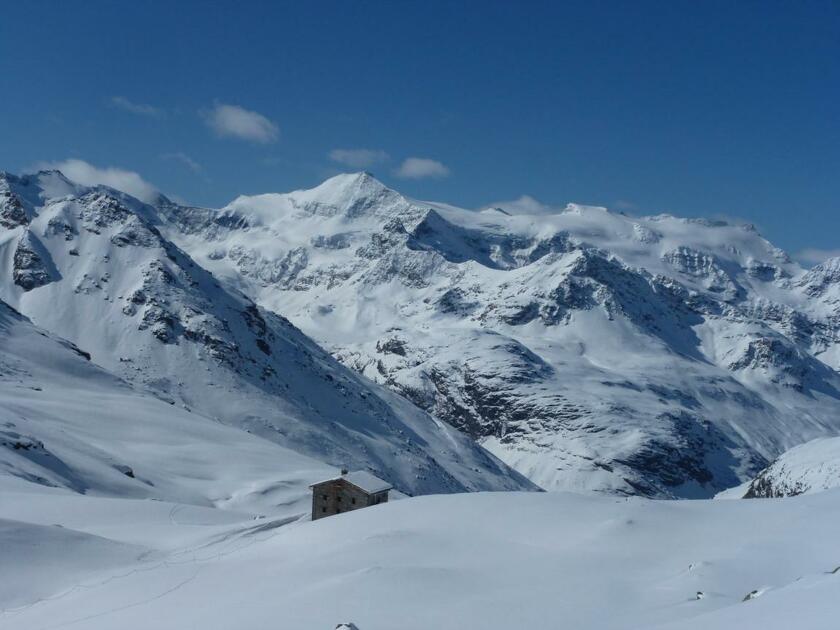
<box><xmin>2</xmin><ymin>477</ymin><xmax>840</xmax><ymax>630</ymax></box>
<box><xmin>733</xmin><ymin>436</ymin><xmax>840</xmax><ymax>498</ymax></box>
<box><xmin>152</xmin><ymin>171</ymin><xmax>840</xmax><ymax>497</ymax></box>
<box><xmin>0</xmin><ymin>170</ymin><xmax>534</xmax><ymax>497</ymax></box>
<box><xmin>0</xmin><ymin>297</ymin><xmax>336</xmax><ymax>511</ymax></box>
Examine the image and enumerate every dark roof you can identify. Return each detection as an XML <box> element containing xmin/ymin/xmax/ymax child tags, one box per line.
<box><xmin>311</xmin><ymin>470</ymin><xmax>392</xmax><ymax>494</ymax></box>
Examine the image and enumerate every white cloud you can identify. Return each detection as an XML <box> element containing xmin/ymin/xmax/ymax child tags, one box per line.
<box><xmin>796</xmin><ymin>248</ymin><xmax>840</xmax><ymax>266</ymax></box>
<box><xmin>487</xmin><ymin>195</ymin><xmax>560</xmax><ymax>215</ymax></box>
<box><xmin>110</xmin><ymin>96</ymin><xmax>163</xmax><ymax>118</ymax></box>
<box><xmin>394</xmin><ymin>157</ymin><xmax>450</xmax><ymax>179</ymax></box>
<box><xmin>202</xmin><ymin>103</ymin><xmax>279</xmax><ymax>144</ymax></box>
<box><xmin>162</xmin><ymin>152</ymin><xmax>203</xmax><ymax>173</ymax></box>
<box><xmin>328</xmin><ymin>148</ymin><xmax>389</xmax><ymax>169</ymax></box>
<box><xmin>35</xmin><ymin>159</ymin><xmax>159</xmax><ymax>203</ymax></box>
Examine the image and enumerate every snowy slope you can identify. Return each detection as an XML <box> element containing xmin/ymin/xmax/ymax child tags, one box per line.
<box><xmin>0</xmin><ymin>296</ymin><xmax>343</xmax><ymax>513</ymax></box>
<box><xmin>0</xmin><ymin>171</ymin><xmax>533</xmax><ymax>496</ymax></box>
<box><xmin>0</xmin><ymin>516</ymin><xmax>149</xmax><ymax>610</ymax></box>
<box><xmin>737</xmin><ymin>437</ymin><xmax>840</xmax><ymax>498</ymax></box>
<box><xmin>154</xmin><ymin>172</ymin><xmax>840</xmax><ymax>497</ymax></box>
<box><xmin>3</xmin><ymin>479</ymin><xmax>840</xmax><ymax>630</ymax></box>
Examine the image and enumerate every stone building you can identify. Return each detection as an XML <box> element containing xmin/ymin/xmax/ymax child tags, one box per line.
<box><xmin>310</xmin><ymin>469</ymin><xmax>392</xmax><ymax>520</ymax></box>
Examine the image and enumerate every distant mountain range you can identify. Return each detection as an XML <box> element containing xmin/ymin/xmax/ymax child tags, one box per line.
<box><xmin>4</xmin><ymin>169</ymin><xmax>840</xmax><ymax>498</ymax></box>
<box><xmin>153</xmin><ymin>171</ymin><xmax>840</xmax><ymax>497</ymax></box>
<box><xmin>0</xmin><ymin>170</ymin><xmax>533</xmax><ymax>498</ymax></box>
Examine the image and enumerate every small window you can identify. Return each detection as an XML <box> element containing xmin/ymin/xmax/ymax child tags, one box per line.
<box><xmin>321</xmin><ymin>507</ymin><xmax>326</xmax><ymax>513</ymax></box>
<box><xmin>375</xmin><ymin>497</ymin><xmax>380</xmax><ymax>504</ymax></box>
<box><xmin>336</xmin><ymin>508</ymin><xmax>341</xmax><ymax>514</ymax></box>
<box><xmin>351</xmin><ymin>497</ymin><xmax>356</xmax><ymax>505</ymax></box>
<box><xmin>337</xmin><ymin>496</ymin><xmax>342</xmax><ymax>502</ymax></box>
<box><xmin>322</xmin><ymin>494</ymin><xmax>328</xmax><ymax>500</ymax></box>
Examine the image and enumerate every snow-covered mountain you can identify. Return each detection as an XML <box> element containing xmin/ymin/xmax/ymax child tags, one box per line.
<box><xmin>153</xmin><ymin>172</ymin><xmax>840</xmax><ymax>497</ymax></box>
<box><xmin>739</xmin><ymin>437</ymin><xmax>840</xmax><ymax>498</ymax></box>
<box><xmin>0</xmin><ymin>170</ymin><xmax>533</xmax><ymax>496</ymax></box>
<box><xmin>0</xmin><ymin>296</ymin><xmax>337</xmax><ymax>512</ymax></box>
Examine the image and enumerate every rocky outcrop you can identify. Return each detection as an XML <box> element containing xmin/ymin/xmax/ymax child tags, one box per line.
<box><xmin>0</xmin><ymin>173</ymin><xmax>34</xmax><ymax>229</ymax></box>
<box><xmin>13</xmin><ymin>231</ymin><xmax>57</xmax><ymax>291</ymax></box>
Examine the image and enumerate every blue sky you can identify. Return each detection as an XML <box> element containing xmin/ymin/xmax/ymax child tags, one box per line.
<box><xmin>1</xmin><ymin>1</ymin><xmax>838</xmax><ymax>261</ymax></box>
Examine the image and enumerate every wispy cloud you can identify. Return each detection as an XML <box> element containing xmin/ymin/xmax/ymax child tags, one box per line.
<box><xmin>796</xmin><ymin>248</ymin><xmax>840</xmax><ymax>266</ymax></box>
<box><xmin>162</xmin><ymin>152</ymin><xmax>203</xmax><ymax>174</ymax></box>
<box><xmin>487</xmin><ymin>195</ymin><xmax>560</xmax><ymax>215</ymax></box>
<box><xmin>328</xmin><ymin>148</ymin><xmax>389</xmax><ymax>169</ymax></box>
<box><xmin>34</xmin><ymin>158</ymin><xmax>159</xmax><ymax>203</ymax></box>
<box><xmin>202</xmin><ymin>103</ymin><xmax>278</xmax><ymax>144</ymax></box>
<box><xmin>110</xmin><ymin>96</ymin><xmax>164</xmax><ymax>118</ymax></box>
<box><xmin>394</xmin><ymin>157</ymin><xmax>450</xmax><ymax>179</ymax></box>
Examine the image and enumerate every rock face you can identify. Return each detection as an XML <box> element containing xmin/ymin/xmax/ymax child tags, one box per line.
<box><xmin>13</xmin><ymin>230</ymin><xmax>57</xmax><ymax>291</ymax></box>
<box><xmin>0</xmin><ymin>173</ymin><xmax>34</xmax><ymax>229</ymax></box>
<box><xmin>0</xmin><ymin>171</ymin><xmax>534</xmax><ymax>497</ymax></box>
<box><xmin>152</xmin><ymin>172</ymin><xmax>840</xmax><ymax>497</ymax></box>
<box><xmin>742</xmin><ymin>437</ymin><xmax>840</xmax><ymax>498</ymax></box>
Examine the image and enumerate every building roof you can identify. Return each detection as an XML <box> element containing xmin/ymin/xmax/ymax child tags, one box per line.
<box><xmin>311</xmin><ymin>470</ymin><xmax>393</xmax><ymax>494</ymax></box>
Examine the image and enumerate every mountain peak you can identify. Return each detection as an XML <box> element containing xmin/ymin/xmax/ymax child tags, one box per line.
<box><xmin>326</xmin><ymin>170</ymin><xmax>379</xmax><ymax>185</ymax></box>
<box><xmin>815</xmin><ymin>256</ymin><xmax>840</xmax><ymax>271</ymax></box>
<box><xmin>282</xmin><ymin>171</ymin><xmax>409</xmax><ymax>220</ymax></box>
<box><xmin>34</xmin><ymin>169</ymin><xmax>85</xmax><ymax>199</ymax></box>
<box><xmin>797</xmin><ymin>256</ymin><xmax>840</xmax><ymax>297</ymax></box>
<box><xmin>0</xmin><ymin>169</ymin><xmax>532</xmax><ymax>496</ymax></box>
<box><xmin>802</xmin><ymin>256</ymin><xmax>840</xmax><ymax>281</ymax></box>
<box><xmin>302</xmin><ymin>171</ymin><xmax>390</xmax><ymax>202</ymax></box>
<box><xmin>563</xmin><ymin>203</ymin><xmax>612</xmax><ymax>216</ymax></box>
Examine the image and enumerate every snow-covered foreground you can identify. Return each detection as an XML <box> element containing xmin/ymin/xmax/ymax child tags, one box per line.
<box><xmin>3</xmin><ymin>480</ymin><xmax>839</xmax><ymax>630</ymax></box>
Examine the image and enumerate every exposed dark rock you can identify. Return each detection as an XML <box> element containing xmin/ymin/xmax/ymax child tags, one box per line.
<box><xmin>46</xmin><ymin>216</ymin><xmax>76</xmax><ymax>241</ymax></box>
<box><xmin>436</xmin><ymin>287</ymin><xmax>479</xmax><ymax>316</ymax></box>
<box><xmin>13</xmin><ymin>231</ymin><xmax>58</xmax><ymax>291</ymax></box>
<box><xmin>139</xmin><ymin>305</ymin><xmax>180</xmax><ymax>344</ymax></box>
<box><xmin>114</xmin><ymin>464</ymin><xmax>135</xmax><ymax>478</ymax></box>
<box><xmin>311</xmin><ymin>233</ymin><xmax>351</xmax><ymax>249</ymax></box>
<box><xmin>376</xmin><ymin>337</ymin><xmax>407</xmax><ymax>356</ymax></box>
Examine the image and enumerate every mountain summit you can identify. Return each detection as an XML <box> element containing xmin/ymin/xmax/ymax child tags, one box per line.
<box><xmin>0</xmin><ymin>171</ymin><xmax>534</xmax><ymax>496</ymax></box>
<box><xmin>152</xmin><ymin>173</ymin><xmax>840</xmax><ymax>497</ymax></box>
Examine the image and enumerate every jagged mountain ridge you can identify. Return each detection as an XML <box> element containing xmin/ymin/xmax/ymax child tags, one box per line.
<box><xmin>152</xmin><ymin>172</ymin><xmax>840</xmax><ymax>497</ymax></box>
<box><xmin>0</xmin><ymin>170</ymin><xmax>534</xmax><ymax>496</ymax></box>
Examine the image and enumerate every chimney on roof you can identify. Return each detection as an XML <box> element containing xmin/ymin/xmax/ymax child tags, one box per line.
<box><xmin>340</xmin><ymin>467</ymin><xmax>349</xmax><ymax>476</ymax></box>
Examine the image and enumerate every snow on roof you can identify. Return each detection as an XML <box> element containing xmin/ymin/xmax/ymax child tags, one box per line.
<box><xmin>312</xmin><ymin>470</ymin><xmax>392</xmax><ymax>494</ymax></box>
